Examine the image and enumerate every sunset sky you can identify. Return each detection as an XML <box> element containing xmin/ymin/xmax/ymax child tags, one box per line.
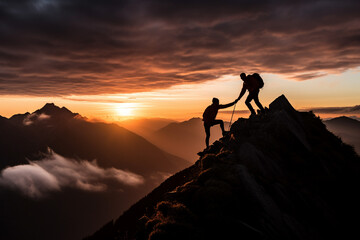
<box><xmin>0</xmin><ymin>0</ymin><xmax>359</xmax><ymax>121</ymax></box>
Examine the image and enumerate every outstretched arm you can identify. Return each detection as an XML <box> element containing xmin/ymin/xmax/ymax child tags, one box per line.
<box><xmin>219</xmin><ymin>99</ymin><xmax>238</xmax><ymax>109</ymax></box>
<box><xmin>237</xmin><ymin>86</ymin><xmax>246</xmax><ymax>101</ymax></box>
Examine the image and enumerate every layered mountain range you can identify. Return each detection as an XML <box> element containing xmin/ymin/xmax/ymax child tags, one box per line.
<box><xmin>324</xmin><ymin>116</ymin><xmax>360</xmax><ymax>154</ymax></box>
<box><xmin>0</xmin><ymin>103</ymin><xmax>189</xmax><ymax>174</ymax></box>
<box><xmin>120</xmin><ymin>117</ymin><xmax>227</xmax><ymax>162</ymax></box>
<box><xmin>0</xmin><ymin>104</ymin><xmax>189</xmax><ymax>240</ymax></box>
<box><xmin>87</xmin><ymin>95</ymin><xmax>360</xmax><ymax>240</ymax></box>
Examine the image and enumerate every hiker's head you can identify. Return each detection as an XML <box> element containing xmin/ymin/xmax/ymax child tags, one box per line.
<box><xmin>212</xmin><ymin>97</ymin><xmax>219</xmax><ymax>105</ymax></box>
<box><xmin>240</xmin><ymin>73</ymin><xmax>246</xmax><ymax>81</ymax></box>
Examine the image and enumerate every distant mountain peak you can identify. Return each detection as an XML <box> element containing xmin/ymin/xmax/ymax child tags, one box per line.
<box><xmin>35</xmin><ymin>103</ymin><xmax>77</xmax><ymax>119</ymax></box>
<box><xmin>7</xmin><ymin>103</ymin><xmax>79</xmax><ymax>126</ymax></box>
<box><xmin>37</xmin><ymin>103</ymin><xmax>61</xmax><ymax>112</ymax></box>
<box><xmin>0</xmin><ymin>115</ymin><xmax>7</xmax><ymax>121</ymax></box>
<box><xmin>44</xmin><ymin>102</ymin><xmax>56</xmax><ymax>107</ymax></box>
<box><xmin>188</xmin><ymin>117</ymin><xmax>202</xmax><ymax>121</ymax></box>
<box><xmin>327</xmin><ymin>115</ymin><xmax>359</xmax><ymax>122</ymax></box>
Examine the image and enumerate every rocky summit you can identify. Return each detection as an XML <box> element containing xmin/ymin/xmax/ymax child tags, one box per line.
<box><xmin>87</xmin><ymin>95</ymin><xmax>360</xmax><ymax>240</ymax></box>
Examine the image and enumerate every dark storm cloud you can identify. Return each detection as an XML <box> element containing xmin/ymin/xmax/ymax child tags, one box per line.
<box><xmin>0</xmin><ymin>0</ymin><xmax>359</xmax><ymax>96</ymax></box>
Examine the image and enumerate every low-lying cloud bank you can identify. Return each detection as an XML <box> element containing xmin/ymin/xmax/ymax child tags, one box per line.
<box><xmin>0</xmin><ymin>150</ymin><xmax>144</xmax><ymax>198</ymax></box>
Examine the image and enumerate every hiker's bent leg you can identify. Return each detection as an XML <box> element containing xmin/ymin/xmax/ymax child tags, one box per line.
<box><xmin>253</xmin><ymin>90</ymin><xmax>265</xmax><ymax>112</ymax></box>
<box><xmin>245</xmin><ymin>94</ymin><xmax>256</xmax><ymax>115</ymax></box>
<box><xmin>212</xmin><ymin>119</ymin><xmax>227</xmax><ymax>136</ymax></box>
<box><xmin>204</xmin><ymin>123</ymin><xmax>211</xmax><ymax>148</ymax></box>
<box><xmin>220</xmin><ymin>120</ymin><xmax>224</xmax><ymax>133</ymax></box>
<box><xmin>213</xmin><ymin>120</ymin><xmax>225</xmax><ymax>133</ymax></box>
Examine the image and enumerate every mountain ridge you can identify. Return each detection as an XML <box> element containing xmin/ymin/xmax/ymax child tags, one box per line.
<box><xmin>34</xmin><ymin>102</ymin><xmax>77</xmax><ymax>119</ymax></box>
<box><xmin>86</xmin><ymin>95</ymin><xmax>360</xmax><ymax>240</ymax></box>
<box><xmin>324</xmin><ymin>116</ymin><xmax>360</xmax><ymax>154</ymax></box>
<box><xmin>0</xmin><ymin>103</ymin><xmax>189</xmax><ymax>173</ymax></box>
<box><xmin>0</xmin><ymin>103</ymin><xmax>190</xmax><ymax>240</ymax></box>
<box><xmin>148</xmin><ymin>117</ymin><xmax>228</xmax><ymax>162</ymax></box>
<box><xmin>2</xmin><ymin>103</ymin><xmax>77</xmax><ymax>127</ymax></box>
<box><xmin>324</xmin><ymin>115</ymin><xmax>360</xmax><ymax>129</ymax></box>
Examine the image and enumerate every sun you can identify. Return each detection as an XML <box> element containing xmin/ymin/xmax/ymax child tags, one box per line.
<box><xmin>115</xmin><ymin>103</ymin><xmax>136</xmax><ymax>117</ymax></box>
<box><xmin>116</xmin><ymin>107</ymin><xmax>132</xmax><ymax>116</ymax></box>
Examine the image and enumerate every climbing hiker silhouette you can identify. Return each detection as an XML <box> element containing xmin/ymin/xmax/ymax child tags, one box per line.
<box><xmin>237</xmin><ymin>73</ymin><xmax>265</xmax><ymax>117</ymax></box>
<box><xmin>202</xmin><ymin>97</ymin><xmax>238</xmax><ymax>148</ymax></box>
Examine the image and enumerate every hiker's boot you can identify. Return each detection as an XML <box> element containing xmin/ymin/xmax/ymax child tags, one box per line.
<box><xmin>197</xmin><ymin>146</ymin><xmax>210</xmax><ymax>157</ymax></box>
<box><xmin>197</xmin><ymin>151</ymin><xmax>205</xmax><ymax>157</ymax></box>
<box><xmin>249</xmin><ymin>111</ymin><xmax>256</xmax><ymax>118</ymax></box>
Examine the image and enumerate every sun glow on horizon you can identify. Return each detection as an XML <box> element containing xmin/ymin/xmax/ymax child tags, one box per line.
<box><xmin>115</xmin><ymin>103</ymin><xmax>137</xmax><ymax>117</ymax></box>
<box><xmin>0</xmin><ymin>70</ymin><xmax>359</xmax><ymax>122</ymax></box>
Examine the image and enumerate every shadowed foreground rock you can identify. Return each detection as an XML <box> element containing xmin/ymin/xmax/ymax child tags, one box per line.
<box><xmin>86</xmin><ymin>95</ymin><xmax>360</xmax><ymax>240</ymax></box>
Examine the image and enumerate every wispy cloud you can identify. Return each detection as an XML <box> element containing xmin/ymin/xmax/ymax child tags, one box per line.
<box><xmin>303</xmin><ymin>105</ymin><xmax>360</xmax><ymax>114</ymax></box>
<box><xmin>0</xmin><ymin>150</ymin><xmax>144</xmax><ymax>198</ymax></box>
<box><xmin>23</xmin><ymin>113</ymin><xmax>51</xmax><ymax>126</ymax></box>
<box><xmin>0</xmin><ymin>1</ymin><xmax>359</xmax><ymax>96</ymax></box>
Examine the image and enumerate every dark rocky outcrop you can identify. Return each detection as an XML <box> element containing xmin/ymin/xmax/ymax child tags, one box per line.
<box><xmin>86</xmin><ymin>95</ymin><xmax>360</xmax><ymax>240</ymax></box>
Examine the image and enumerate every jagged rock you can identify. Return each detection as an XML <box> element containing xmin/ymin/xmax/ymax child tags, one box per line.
<box><xmin>269</xmin><ymin>94</ymin><xmax>296</xmax><ymax>113</ymax></box>
<box><xmin>86</xmin><ymin>95</ymin><xmax>360</xmax><ymax>240</ymax></box>
<box><xmin>199</xmin><ymin>153</ymin><xmax>217</xmax><ymax>170</ymax></box>
<box><xmin>34</xmin><ymin>102</ymin><xmax>78</xmax><ymax>119</ymax></box>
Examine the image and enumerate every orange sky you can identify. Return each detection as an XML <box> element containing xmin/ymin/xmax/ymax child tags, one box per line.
<box><xmin>1</xmin><ymin>1</ymin><xmax>359</xmax><ymax>122</ymax></box>
<box><xmin>0</xmin><ymin>70</ymin><xmax>359</xmax><ymax>122</ymax></box>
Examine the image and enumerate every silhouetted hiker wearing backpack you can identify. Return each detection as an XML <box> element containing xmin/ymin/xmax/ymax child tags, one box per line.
<box><xmin>202</xmin><ymin>97</ymin><xmax>238</xmax><ymax>148</ymax></box>
<box><xmin>237</xmin><ymin>72</ymin><xmax>265</xmax><ymax>117</ymax></box>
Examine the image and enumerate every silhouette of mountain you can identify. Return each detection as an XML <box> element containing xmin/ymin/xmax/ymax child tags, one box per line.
<box><xmin>1</xmin><ymin>103</ymin><xmax>188</xmax><ymax>174</ymax></box>
<box><xmin>120</xmin><ymin>116</ymin><xmax>360</xmax><ymax>162</ymax></box>
<box><xmin>119</xmin><ymin>118</ymin><xmax>175</xmax><ymax>138</ymax></box>
<box><xmin>149</xmin><ymin>118</ymin><xmax>229</xmax><ymax>162</ymax></box>
<box><xmin>0</xmin><ymin>104</ymin><xmax>189</xmax><ymax>240</ymax></box>
<box><xmin>86</xmin><ymin>95</ymin><xmax>360</xmax><ymax>240</ymax></box>
<box><xmin>324</xmin><ymin>116</ymin><xmax>360</xmax><ymax>154</ymax></box>
<box><xmin>35</xmin><ymin>102</ymin><xmax>78</xmax><ymax>119</ymax></box>
<box><xmin>324</xmin><ymin>116</ymin><xmax>360</xmax><ymax>131</ymax></box>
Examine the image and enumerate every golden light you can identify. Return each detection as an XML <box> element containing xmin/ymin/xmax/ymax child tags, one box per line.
<box><xmin>115</xmin><ymin>103</ymin><xmax>136</xmax><ymax>117</ymax></box>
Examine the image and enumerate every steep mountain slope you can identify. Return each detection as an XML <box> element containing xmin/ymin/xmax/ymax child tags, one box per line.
<box><xmin>324</xmin><ymin>116</ymin><xmax>360</xmax><ymax>154</ymax></box>
<box><xmin>0</xmin><ymin>104</ymin><xmax>189</xmax><ymax>240</ymax></box>
<box><xmin>149</xmin><ymin>118</ymin><xmax>229</xmax><ymax>162</ymax></box>
<box><xmin>120</xmin><ymin>116</ymin><xmax>360</xmax><ymax>163</ymax></box>
<box><xmin>87</xmin><ymin>95</ymin><xmax>360</xmax><ymax>240</ymax></box>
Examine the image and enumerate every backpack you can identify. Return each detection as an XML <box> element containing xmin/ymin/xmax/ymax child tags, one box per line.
<box><xmin>252</xmin><ymin>73</ymin><xmax>264</xmax><ymax>89</ymax></box>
